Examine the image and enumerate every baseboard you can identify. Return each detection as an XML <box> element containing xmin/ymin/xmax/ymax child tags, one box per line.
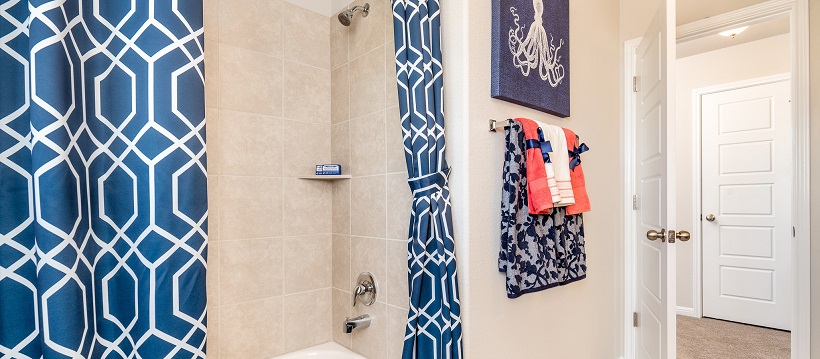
<box><xmin>676</xmin><ymin>306</ymin><xmax>696</xmax><ymax>317</ymax></box>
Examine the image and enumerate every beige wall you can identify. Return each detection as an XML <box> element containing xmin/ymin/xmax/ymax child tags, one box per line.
<box><xmin>440</xmin><ymin>2</ymin><xmax>819</xmax><ymax>358</ymax></box>
<box><xmin>674</xmin><ymin>34</ymin><xmax>791</xmax><ymax>310</ymax></box>
<box><xmin>204</xmin><ymin>1</ymin><xmax>334</xmax><ymax>357</ymax></box>
<box><xmin>810</xmin><ymin>1</ymin><xmax>819</xmax><ymax>357</ymax></box>
<box><xmin>442</xmin><ymin>0</ymin><xmax>622</xmax><ymax>357</ymax></box>
<box><xmin>329</xmin><ymin>1</ymin><xmax>411</xmax><ymax>358</ymax></box>
<box><xmin>620</xmin><ymin>0</ymin><xmax>660</xmax><ymax>41</ymax></box>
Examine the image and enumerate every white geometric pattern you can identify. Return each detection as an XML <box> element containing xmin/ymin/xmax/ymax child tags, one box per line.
<box><xmin>392</xmin><ymin>0</ymin><xmax>463</xmax><ymax>358</ymax></box>
<box><xmin>0</xmin><ymin>0</ymin><xmax>208</xmax><ymax>358</ymax></box>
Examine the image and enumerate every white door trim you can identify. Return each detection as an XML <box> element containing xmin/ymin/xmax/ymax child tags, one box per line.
<box><xmin>676</xmin><ymin>0</ymin><xmax>793</xmax><ymax>43</ymax></box>
<box><xmin>620</xmin><ymin>0</ymin><xmax>810</xmax><ymax>357</ymax></box>
<box><xmin>621</xmin><ymin>36</ymin><xmax>641</xmax><ymax>359</ymax></box>
<box><xmin>788</xmin><ymin>1</ymin><xmax>812</xmax><ymax>356</ymax></box>
<box><xmin>690</xmin><ymin>73</ymin><xmax>792</xmax><ymax>321</ymax></box>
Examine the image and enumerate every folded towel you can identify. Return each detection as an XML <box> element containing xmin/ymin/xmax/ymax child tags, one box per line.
<box><xmin>516</xmin><ymin>118</ymin><xmax>553</xmax><ymax>214</ymax></box>
<box><xmin>538</xmin><ymin>122</ymin><xmax>574</xmax><ymax>207</ymax></box>
<box><xmin>537</xmin><ymin>127</ymin><xmax>562</xmax><ymax>204</ymax></box>
<box><xmin>563</xmin><ymin>128</ymin><xmax>591</xmax><ymax>215</ymax></box>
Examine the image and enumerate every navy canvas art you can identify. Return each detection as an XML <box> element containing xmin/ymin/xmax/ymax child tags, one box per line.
<box><xmin>492</xmin><ymin>0</ymin><xmax>570</xmax><ymax>117</ymax></box>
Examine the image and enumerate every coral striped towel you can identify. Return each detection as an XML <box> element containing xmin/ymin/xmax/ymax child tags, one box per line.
<box><xmin>564</xmin><ymin>128</ymin><xmax>591</xmax><ymax>215</ymax></box>
<box><xmin>539</xmin><ymin>122</ymin><xmax>574</xmax><ymax>207</ymax></box>
<box><xmin>517</xmin><ymin>118</ymin><xmax>553</xmax><ymax>214</ymax></box>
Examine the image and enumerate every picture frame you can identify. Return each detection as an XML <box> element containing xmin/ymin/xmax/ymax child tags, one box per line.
<box><xmin>491</xmin><ymin>0</ymin><xmax>570</xmax><ymax>118</ymax></box>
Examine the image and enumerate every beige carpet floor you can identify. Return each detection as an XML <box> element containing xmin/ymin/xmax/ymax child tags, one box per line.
<box><xmin>677</xmin><ymin>315</ymin><xmax>790</xmax><ymax>359</ymax></box>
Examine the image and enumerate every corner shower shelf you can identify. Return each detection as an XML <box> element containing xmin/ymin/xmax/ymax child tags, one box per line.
<box><xmin>297</xmin><ymin>175</ymin><xmax>352</xmax><ymax>180</ymax></box>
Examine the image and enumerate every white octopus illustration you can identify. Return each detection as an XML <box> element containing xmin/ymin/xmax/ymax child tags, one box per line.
<box><xmin>508</xmin><ymin>0</ymin><xmax>565</xmax><ymax>87</ymax></box>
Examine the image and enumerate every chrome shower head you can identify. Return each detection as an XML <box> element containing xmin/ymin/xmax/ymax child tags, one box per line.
<box><xmin>338</xmin><ymin>3</ymin><xmax>369</xmax><ymax>27</ymax></box>
<box><xmin>338</xmin><ymin>11</ymin><xmax>352</xmax><ymax>26</ymax></box>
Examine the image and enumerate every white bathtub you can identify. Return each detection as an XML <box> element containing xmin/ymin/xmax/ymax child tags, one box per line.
<box><xmin>273</xmin><ymin>342</ymin><xmax>365</xmax><ymax>359</ymax></box>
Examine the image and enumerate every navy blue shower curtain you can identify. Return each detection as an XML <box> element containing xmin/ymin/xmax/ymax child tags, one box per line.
<box><xmin>391</xmin><ymin>0</ymin><xmax>463</xmax><ymax>358</ymax></box>
<box><xmin>0</xmin><ymin>1</ymin><xmax>208</xmax><ymax>357</ymax></box>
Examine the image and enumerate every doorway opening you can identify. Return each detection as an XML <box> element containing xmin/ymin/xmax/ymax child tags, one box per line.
<box><xmin>620</xmin><ymin>0</ymin><xmax>811</xmax><ymax>358</ymax></box>
<box><xmin>677</xmin><ymin>12</ymin><xmax>794</xmax><ymax>359</ymax></box>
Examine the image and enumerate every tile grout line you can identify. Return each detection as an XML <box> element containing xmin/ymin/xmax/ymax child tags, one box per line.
<box><xmin>218</xmin><ymin>284</ymin><xmax>334</xmax><ymax>308</ymax></box>
<box><xmin>347</xmin><ymin>54</ymin><xmax>354</xmax><ymax>346</ymax></box>
<box><xmin>279</xmin><ymin>1</ymin><xmax>286</xmax><ymax>350</ymax></box>
<box><xmin>283</xmin><ymin>58</ymin><xmax>333</xmax><ymax>73</ymax></box>
<box><xmin>280</xmin><ymin>70</ymin><xmax>286</xmax><ymax>352</ymax></box>
<box><xmin>214</xmin><ymin>233</ymin><xmax>336</xmax><ymax>242</ymax></box>
<box><xmin>210</xmin><ymin>15</ymin><xmax>223</xmax><ymax>356</ymax></box>
<box><xmin>214</xmin><ymin>36</ymin><xmax>331</xmax><ymax>72</ymax></box>
<box><xmin>214</xmin><ymin>107</ymin><xmax>333</xmax><ymax>127</ymax></box>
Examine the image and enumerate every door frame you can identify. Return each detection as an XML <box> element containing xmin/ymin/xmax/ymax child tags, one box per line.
<box><xmin>688</xmin><ymin>73</ymin><xmax>791</xmax><ymax>320</ymax></box>
<box><xmin>621</xmin><ymin>36</ymin><xmax>641</xmax><ymax>359</ymax></box>
<box><xmin>620</xmin><ymin>0</ymin><xmax>811</xmax><ymax>358</ymax></box>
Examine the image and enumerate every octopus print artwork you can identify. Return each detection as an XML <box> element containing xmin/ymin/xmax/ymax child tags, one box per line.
<box><xmin>508</xmin><ymin>0</ymin><xmax>565</xmax><ymax>86</ymax></box>
<box><xmin>492</xmin><ymin>0</ymin><xmax>570</xmax><ymax>117</ymax></box>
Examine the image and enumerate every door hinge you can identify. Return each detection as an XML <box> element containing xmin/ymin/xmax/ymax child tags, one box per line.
<box><xmin>632</xmin><ymin>195</ymin><xmax>638</xmax><ymax>210</ymax></box>
<box><xmin>793</xmin><ymin>226</ymin><xmax>796</xmax><ymax>237</ymax></box>
<box><xmin>633</xmin><ymin>312</ymin><xmax>639</xmax><ymax>327</ymax></box>
<box><xmin>632</xmin><ymin>76</ymin><xmax>640</xmax><ymax>92</ymax></box>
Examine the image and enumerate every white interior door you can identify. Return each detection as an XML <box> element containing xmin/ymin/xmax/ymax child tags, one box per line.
<box><xmin>701</xmin><ymin>78</ymin><xmax>792</xmax><ymax>331</ymax></box>
<box><xmin>634</xmin><ymin>1</ymin><xmax>676</xmax><ymax>358</ymax></box>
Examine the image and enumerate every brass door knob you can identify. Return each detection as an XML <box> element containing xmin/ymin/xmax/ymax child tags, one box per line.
<box><xmin>676</xmin><ymin>230</ymin><xmax>691</xmax><ymax>242</ymax></box>
<box><xmin>705</xmin><ymin>214</ymin><xmax>715</xmax><ymax>222</ymax></box>
<box><xmin>646</xmin><ymin>229</ymin><xmax>666</xmax><ymax>241</ymax></box>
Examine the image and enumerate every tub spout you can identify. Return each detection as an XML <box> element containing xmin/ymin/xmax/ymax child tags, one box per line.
<box><xmin>343</xmin><ymin>314</ymin><xmax>371</xmax><ymax>334</ymax></box>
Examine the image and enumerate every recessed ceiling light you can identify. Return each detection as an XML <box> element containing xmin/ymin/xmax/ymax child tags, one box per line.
<box><xmin>719</xmin><ymin>26</ymin><xmax>749</xmax><ymax>38</ymax></box>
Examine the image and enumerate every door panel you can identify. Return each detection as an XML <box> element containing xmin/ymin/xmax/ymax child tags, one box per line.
<box><xmin>641</xmin><ymin>302</ymin><xmax>662</xmax><ymax>358</ymax></box>
<box><xmin>635</xmin><ymin>1</ymin><xmax>676</xmax><ymax>358</ymax></box>
<box><xmin>641</xmin><ymin>178</ymin><xmax>662</xmax><ymax>227</ymax></box>
<box><xmin>642</xmin><ymin>243</ymin><xmax>663</xmax><ymax>301</ymax></box>
<box><xmin>718</xmin><ymin>97</ymin><xmax>773</xmax><ymax>133</ymax></box>
<box><xmin>701</xmin><ymin>79</ymin><xmax>792</xmax><ymax>331</ymax></box>
<box><xmin>641</xmin><ymin>107</ymin><xmax>662</xmax><ymax>162</ymax></box>
<box><xmin>719</xmin><ymin>184</ymin><xmax>773</xmax><ymax>215</ymax></box>
<box><xmin>719</xmin><ymin>266</ymin><xmax>774</xmax><ymax>301</ymax></box>
<box><xmin>719</xmin><ymin>141</ymin><xmax>773</xmax><ymax>174</ymax></box>
<box><xmin>719</xmin><ymin>226</ymin><xmax>774</xmax><ymax>258</ymax></box>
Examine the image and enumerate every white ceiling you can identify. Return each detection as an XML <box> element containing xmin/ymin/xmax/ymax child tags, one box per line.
<box><xmin>292</xmin><ymin>0</ymin><xmax>786</xmax><ymax>56</ymax></box>
<box><xmin>300</xmin><ymin>0</ymin><xmax>773</xmax><ymax>26</ymax></box>
<box><xmin>676</xmin><ymin>0</ymin><xmax>770</xmax><ymax>25</ymax></box>
<box><xmin>677</xmin><ymin>15</ymin><xmax>789</xmax><ymax>58</ymax></box>
<box><xmin>284</xmin><ymin>0</ymin><xmax>351</xmax><ymax>17</ymax></box>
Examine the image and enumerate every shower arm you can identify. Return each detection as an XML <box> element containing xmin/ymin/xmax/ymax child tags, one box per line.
<box><xmin>350</xmin><ymin>4</ymin><xmax>370</xmax><ymax>17</ymax></box>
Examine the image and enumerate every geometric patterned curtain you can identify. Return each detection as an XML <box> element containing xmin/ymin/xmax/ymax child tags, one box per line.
<box><xmin>0</xmin><ymin>1</ymin><xmax>208</xmax><ymax>357</ymax></box>
<box><xmin>391</xmin><ymin>1</ymin><xmax>463</xmax><ymax>358</ymax></box>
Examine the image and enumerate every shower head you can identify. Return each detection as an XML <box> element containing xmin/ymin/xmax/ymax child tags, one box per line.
<box><xmin>338</xmin><ymin>3</ymin><xmax>369</xmax><ymax>26</ymax></box>
<box><xmin>338</xmin><ymin>11</ymin><xmax>352</xmax><ymax>26</ymax></box>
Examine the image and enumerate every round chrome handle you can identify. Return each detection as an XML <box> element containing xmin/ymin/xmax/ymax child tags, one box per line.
<box><xmin>646</xmin><ymin>229</ymin><xmax>666</xmax><ymax>241</ymax></box>
<box><xmin>705</xmin><ymin>214</ymin><xmax>715</xmax><ymax>222</ymax></box>
<box><xmin>352</xmin><ymin>272</ymin><xmax>377</xmax><ymax>306</ymax></box>
<box><xmin>676</xmin><ymin>230</ymin><xmax>691</xmax><ymax>242</ymax></box>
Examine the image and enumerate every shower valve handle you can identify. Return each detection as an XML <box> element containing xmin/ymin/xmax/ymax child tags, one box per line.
<box><xmin>352</xmin><ymin>282</ymin><xmax>373</xmax><ymax>306</ymax></box>
<box><xmin>352</xmin><ymin>272</ymin><xmax>377</xmax><ymax>306</ymax></box>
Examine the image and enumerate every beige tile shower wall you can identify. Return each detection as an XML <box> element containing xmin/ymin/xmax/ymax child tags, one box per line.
<box><xmin>205</xmin><ymin>1</ymin><xmax>333</xmax><ymax>358</ymax></box>
<box><xmin>330</xmin><ymin>1</ymin><xmax>411</xmax><ymax>358</ymax></box>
